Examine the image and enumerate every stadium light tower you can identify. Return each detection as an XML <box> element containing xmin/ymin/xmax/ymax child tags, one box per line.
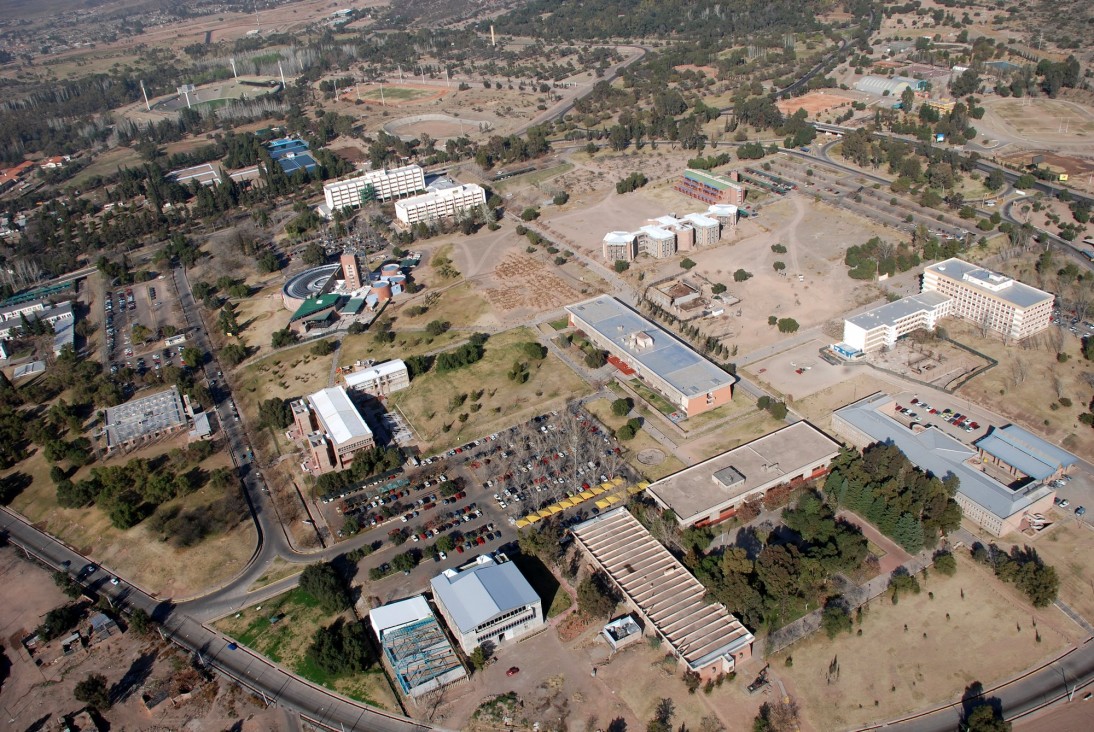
<box><xmin>140</xmin><ymin>80</ymin><xmax>151</xmax><ymax>111</ymax></box>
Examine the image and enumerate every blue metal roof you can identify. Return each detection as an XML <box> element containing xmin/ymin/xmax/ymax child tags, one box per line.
<box><xmin>430</xmin><ymin>557</ymin><xmax>539</xmax><ymax>634</ymax></box>
<box><xmin>835</xmin><ymin>394</ymin><xmax>1053</xmax><ymax>521</ymax></box>
<box><xmin>975</xmin><ymin>425</ymin><xmax>1078</xmax><ymax>480</ymax></box>
<box><xmin>276</xmin><ymin>153</ymin><xmax>318</xmax><ymax>175</ymax></box>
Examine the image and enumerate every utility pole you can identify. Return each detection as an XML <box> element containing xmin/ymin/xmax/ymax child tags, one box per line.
<box><xmin>379</xmin><ymin>84</ymin><xmax>385</xmax><ymax>107</ymax></box>
<box><xmin>140</xmin><ymin>80</ymin><xmax>150</xmax><ymax>111</ymax></box>
<box><xmin>230</xmin><ymin>57</ymin><xmax>237</xmax><ymax>79</ymax></box>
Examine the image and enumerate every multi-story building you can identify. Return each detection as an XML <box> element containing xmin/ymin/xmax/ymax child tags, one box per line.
<box><xmin>0</xmin><ymin>300</ymin><xmax>74</xmax><ymax>340</ymax></box>
<box><xmin>636</xmin><ymin>225</ymin><xmax>678</xmax><ymax>259</ymax></box>
<box><xmin>921</xmin><ymin>258</ymin><xmax>1054</xmax><ymax>342</ymax></box>
<box><xmin>681</xmin><ymin>212</ymin><xmax>721</xmax><ymax>246</ymax></box>
<box><xmin>430</xmin><ymin>554</ymin><xmax>543</xmax><ymax>654</ymax></box>
<box><xmin>344</xmin><ymin>359</ymin><xmax>410</xmax><ymax>397</ymax></box>
<box><xmin>323</xmin><ymin>165</ymin><xmax>426</xmax><ymax>211</ymax></box>
<box><xmin>292</xmin><ymin>386</ymin><xmax>375</xmax><ymax>474</ymax></box>
<box><xmin>675</xmin><ymin>169</ymin><xmax>746</xmax><ymax>206</ymax></box>
<box><xmin>841</xmin><ymin>292</ymin><xmax>952</xmax><ymax>354</ymax></box>
<box><xmin>602</xmin><ymin>231</ymin><xmax>638</xmax><ymax>262</ymax></box>
<box><xmin>395</xmin><ymin>183</ymin><xmax>486</xmax><ymax>226</ymax></box>
<box><xmin>566</xmin><ymin>296</ymin><xmax>736</xmax><ymax>417</ymax></box>
<box><xmin>340</xmin><ymin>252</ymin><xmax>364</xmax><ymax>291</ymax></box>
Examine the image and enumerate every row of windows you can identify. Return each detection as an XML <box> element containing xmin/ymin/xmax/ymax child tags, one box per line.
<box><xmin>474</xmin><ymin>604</ymin><xmax>534</xmax><ymax>634</ymax></box>
<box><xmin>476</xmin><ymin>610</ymin><xmax>537</xmax><ymax>641</ymax></box>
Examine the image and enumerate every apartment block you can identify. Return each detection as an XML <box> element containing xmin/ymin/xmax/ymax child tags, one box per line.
<box><xmin>323</xmin><ymin>165</ymin><xmax>426</xmax><ymax>211</ymax></box>
<box><xmin>394</xmin><ymin>183</ymin><xmax>486</xmax><ymax>226</ymax></box>
<box><xmin>675</xmin><ymin>169</ymin><xmax>746</xmax><ymax>206</ymax></box>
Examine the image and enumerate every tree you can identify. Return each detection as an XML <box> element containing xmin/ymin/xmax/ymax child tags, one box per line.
<box><xmin>220</xmin><ymin>343</ymin><xmax>248</xmax><ymax>366</ymax></box>
<box><xmin>734</xmin><ymin>269</ymin><xmax>753</xmax><ymax>282</ymax></box>
<box><xmin>680</xmin><ymin>258</ymin><xmax>697</xmax><ymax>270</ymax></box>
<box><xmin>129</xmin><ymin>607</ymin><xmax>151</xmax><ymax>635</ymax></box>
<box><xmin>776</xmin><ymin>318</ymin><xmax>799</xmax><ymax>333</ymax></box>
<box><xmin>647</xmin><ymin>698</ymin><xmax>675</xmax><ymax>732</ymax></box>
<box><xmin>965</xmin><ymin>704</ymin><xmax>1011</xmax><ymax>732</ymax></box>
<box><xmin>426</xmin><ymin>319</ymin><xmax>451</xmax><ymax>337</ymax></box>
<box><xmin>299</xmin><ymin>562</ymin><xmax>351</xmax><ymax>613</ymax></box>
<box><xmin>301</xmin><ymin>242</ymin><xmax>327</xmax><ymax>266</ymax></box>
<box><xmin>469</xmin><ymin>644</ymin><xmax>488</xmax><ymax>671</ymax></box>
<box><xmin>611</xmin><ymin>398</ymin><xmax>632</xmax><ymax>417</ymax></box>
<box><xmin>259</xmin><ymin>398</ymin><xmax>293</xmax><ymax>429</ymax></box>
<box><xmin>985</xmin><ymin>169</ymin><xmax>1005</xmax><ymax>192</ymax></box>
<box><xmin>271</xmin><ymin>328</ymin><xmax>297</xmax><ymax>348</ymax></box>
<box><xmin>520</xmin><ymin>207</ymin><xmax>540</xmax><ymax>221</ymax></box>
<box><xmin>577</xmin><ymin>571</ymin><xmax>617</xmax><ymax>618</ymax></box>
<box><xmin>307</xmin><ymin>619</ymin><xmax>373</xmax><ymax>676</ymax></box>
<box><xmin>52</xmin><ymin>570</ymin><xmax>83</xmax><ymax>599</ymax></box>
<box><xmin>552</xmin><ymin>191</ymin><xmax>569</xmax><ymax>206</ymax></box>
<box><xmin>614</xmin><ymin>260</ymin><xmax>630</xmax><ymax>273</ymax></box>
<box><xmin>934</xmin><ymin>550</ymin><xmax>957</xmax><ymax>576</ymax></box>
<box><xmin>821</xmin><ymin>596</ymin><xmax>853</xmax><ymax>638</ymax></box>
<box><xmin>773</xmin><ymin>261</ymin><xmax>786</xmax><ymax>272</ymax></box>
<box><xmin>37</xmin><ymin>604</ymin><xmax>83</xmax><ymax>641</ymax></box>
<box><xmin>753</xmin><ymin>699</ymin><xmax>800</xmax><ymax>732</ymax></box>
<box><xmin>74</xmin><ymin>673</ymin><xmax>112</xmax><ymax>710</ymax></box>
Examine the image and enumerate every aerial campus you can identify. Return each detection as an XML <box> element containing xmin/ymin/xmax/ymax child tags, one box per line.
<box><xmin>1</xmin><ymin>2</ymin><xmax>1094</xmax><ymax>732</ymax></box>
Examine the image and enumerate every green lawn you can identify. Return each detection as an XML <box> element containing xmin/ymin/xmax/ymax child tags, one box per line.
<box><xmin>628</xmin><ymin>379</ymin><xmax>677</xmax><ymax>415</ymax></box>
<box><xmin>548</xmin><ymin>317</ymin><xmax>570</xmax><ymax>331</ymax></box>
<box><xmin>214</xmin><ymin>587</ymin><xmax>399</xmax><ymax>709</ymax></box>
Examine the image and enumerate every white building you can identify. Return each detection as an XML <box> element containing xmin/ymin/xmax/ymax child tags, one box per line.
<box><xmin>841</xmin><ymin>292</ymin><xmax>952</xmax><ymax>354</ymax></box>
<box><xmin>395</xmin><ymin>183</ymin><xmax>486</xmax><ymax>226</ymax></box>
<box><xmin>344</xmin><ymin>359</ymin><xmax>410</xmax><ymax>397</ymax></box>
<box><xmin>430</xmin><ymin>554</ymin><xmax>543</xmax><ymax>654</ymax></box>
<box><xmin>0</xmin><ymin>300</ymin><xmax>74</xmax><ymax>340</ymax></box>
<box><xmin>292</xmin><ymin>386</ymin><xmax>375</xmax><ymax>473</ymax></box>
<box><xmin>922</xmin><ymin>258</ymin><xmax>1054</xmax><ymax>342</ymax></box>
<box><xmin>323</xmin><ymin>165</ymin><xmax>426</xmax><ymax>211</ymax></box>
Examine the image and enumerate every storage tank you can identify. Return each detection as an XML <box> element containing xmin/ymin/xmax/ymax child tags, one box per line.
<box><xmin>371</xmin><ymin>279</ymin><xmax>393</xmax><ymax>302</ymax></box>
<box><xmin>381</xmin><ymin>263</ymin><xmax>401</xmax><ymax>278</ymax></box>
<box><xmin>389</xmin><ymin>274</ymin><xmax>407</xmax><ymax>295</ymax></box>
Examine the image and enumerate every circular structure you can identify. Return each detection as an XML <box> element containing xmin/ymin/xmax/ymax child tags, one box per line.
<box><xmin>372</xmin><ymin>279</ymin><xmax>393</xmax><ymax>302</ymax></box>
<box><xmin>282</xmin><ymin>264</ymin><xmax>341</xmax><ymax>310</ymax></box>
<box><xmin>637</xmin><ymin>449</ymin><xmax>665</xmax><ymax>466</ymax></box>
<box><xmin>389</xmin><ymin>274</ymin><xmax>407</xmax><ymax>295</ymax></box>
<box><xmin>381</xmin><ymin>263</ymin><xmax>401</xmax><ymax>277</ymax></box>
<box><xmin>382</xmin><ymin>113</ymin><xmax>493</xmax><ymax>141</ymax></box>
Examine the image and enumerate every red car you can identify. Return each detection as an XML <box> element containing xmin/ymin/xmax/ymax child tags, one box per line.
<box><xmin>506</xmin><ymin>667</ymin><xmax>520</xmax><ymax>677</ymax></box>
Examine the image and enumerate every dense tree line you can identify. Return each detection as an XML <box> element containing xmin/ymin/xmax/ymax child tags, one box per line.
<box><xmin>313</xmin><ymin>446</ymin><xmax>404</xmax><ymax>496</ymax></box>
<box><xmin>826</xmin><ymin>445</ymin><xmax>962</xmax><ymax>553</ymax></box>
<box><xmin>434</xmin><ymin>334</ymin><xmax>490</xmax><ymax>374</ymax></box>
<box><xmin>299</xmin><ymin>561</ymin><xmax>353</xmax><ymax>613</ymax></box>
<box><xmin>974</xmin><ymin>543</ymin><xmax>1059</xmax><ymax>607</ymax></box>
<box><xmin>307</xmin><ymin>618</ymin><xmax>374</xmax><ymax>676</ymax></box>
<box><xmin>844</xmin><ymin>237</ymin><xmax>921</xmax><ymax>279</ymax></box>
<box><xmin>689</xmin><ymin>491</ymin><xmax>868</xmax><ymax>630</ymax></box>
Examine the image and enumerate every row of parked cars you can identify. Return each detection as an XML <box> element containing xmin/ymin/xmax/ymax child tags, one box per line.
<box><xmin>895</xmin><ymin>398</ymin><xmax>981</xmax><ymax>432</ymax></box>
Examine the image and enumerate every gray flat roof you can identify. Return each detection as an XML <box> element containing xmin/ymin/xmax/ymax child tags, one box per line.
<box><xmin>835</xmin><ymin>394</ymin><xmax>1052</xmax><ymax>520</ymax></box>
<box><xmin>975</xmin><ymin>424</ymin><xmax>1078</xmax><ymax>481</ymax></box>
<box><xmin>846</xmin><ymin>291</ymin><xmax>951</xmax><ymax>330</ymax></box>
<box><xmin>926</xmin><ymin>258</ymin><xmax>1053</xmax><ymax>309</ymax></box>
<box><xmin>566</xmin><ymin>296</ymin><xmax>735</xmax><ymax>397</ymax></box>
<box><xmin>104</xmin><ymin>386</ymin><xmax>187</xmax><ymax>448</ymax></box>
<box><xmin>572</xmin><ymin>508</ymin><xmax>754</xmax><ymax>670</ymax></box>
<box><xmin>430</xmin><ymin>555</ymin><xmax>539</xmax><ymax>634</ymax></box>
<box><xmin>647</xmin><ymin>422</ymin><xmax>841</xmax><ymax>523</ymax></box>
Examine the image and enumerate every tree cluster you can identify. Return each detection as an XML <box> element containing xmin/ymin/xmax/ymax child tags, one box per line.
<box><xmin>826</xmin><ymin>445</ymin><xmax>963</xmax><ymax>553</ymax></box>
<box><xmin>313</xmin><ymin>446</ymin><xmax>404</xmax><ymax>497</ymax></box>
<box><xmin>975</xmin><ymin>543</ymin><xmax>1059</xmax><ymax>608</ymax></box>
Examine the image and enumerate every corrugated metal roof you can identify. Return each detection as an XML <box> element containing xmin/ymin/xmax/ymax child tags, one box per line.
<box><xmin>308</xmin><ymin>386</ymin><xmax>372</xmax><ymax>446</ymax></box>
<box><xmin>975</xmin><ymin>425</ymin><xmax>1077</xmax><ymax>480</ymax></box>
<box><xmin>430</xmin><ymin>556</ymin><xmax>540</xmax><ymax>634</ymax></box>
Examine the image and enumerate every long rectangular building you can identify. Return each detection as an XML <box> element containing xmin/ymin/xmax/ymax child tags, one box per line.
<box><xmin>572</xmin><ymin>508</ymin><xmax>754</xmax><ymax>680</ymax></box>
<box><xmin>323</xmin><ymin>164</ymin><xmax>426</xmax><ymax>211</ymax></box>
<box><xmin>922</xmin><ymin>258</ymin><xmax>1053</xmax><ymax>342</ymax></box>
<box><xmin>394</xmin><ymin>183</ymin><xmax>486</xmax><ymax>226</ymax></box>
<box><xmin>344</xmin><ymin>359</ymin><xmax>410</xmax><ymax>397</ymax></box>
<box><xmin>832</xmin><ymin>393</ymin><xmax>1056</xmax><ymax>536</ymax></box>
<box><xmin>566</xmin><ymin>296</ymin><xmax>735</xmax><ymax>417</ymax></box>
<box><xmin>647</xmin><ymin>422</ymin><xmax>841</xmax><ymax>528</ymax></box>
<box><xmin>842</xmin><ymin>291</ymin><xmax>952</xmax><ymax>354</ymax></box>
<box><xmin>675</xmin><ymin>169</ymin><xmax>745</xmax><ymax>206</ymax></box>
<box><xmin>292</xmin><ymin>386</ymin><xmax>375</xmax><ymax>474</ymax></box>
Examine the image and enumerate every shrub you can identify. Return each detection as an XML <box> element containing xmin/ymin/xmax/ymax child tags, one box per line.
<box><xmin>311</xmin><ymin>340</ymin><xmax>336</xmax><ymax>356</ymax></box>
<box><xmin>614</xmin><ymin>260</ymin><xmax>630</xmax><ymax>273</ymax></box>
<box><xmin>611</xmin><ymin>397</ymin><xmax>632</xmax><ymax>416</ymax></box>
<box><xmin>733</xmin><ymin>269</ymin><xmax>752</xmax><ymax>282</ymax></box>
<box><xmin>520</xmin><ymin>207</ymin><xmax>540</xmax><ymax>221</ymax></box>
<box><xmin>680</xmin><ymin>258</ymin><xmax>697</xmax><ymax>270</ymax></box>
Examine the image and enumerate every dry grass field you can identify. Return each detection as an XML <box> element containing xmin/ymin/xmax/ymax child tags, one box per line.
<box><xmin>585</xmin><ymin>398</ymin><xmax>687</xmax><ymax>480</ymax></box>
<box><xmin>388</xmin><ymin>327</ymin><xmax>593</xmax><ymax>453</ymax></box>
<box><xmin>987</xmin><ymin>98</ymin><xmax>1094</xmax><ymax>140</ymax></box>
<box><xmin>775</xmin><ymin>91</ymin><xmax>856</xmax><ymax>116</ymax></box>
<box><xmin>1011</xmin><ymin>520</ymin><xmax>1094</xmax><ymax>630</ymax></box>
<box><xmin>679</xmin><ymin>408</ymin><xmax>790</xmax><ymax>463</ymax></box>
<box><xmin>3</xmin><ymin>437</ymin><xmax>255</xmax><ymax>599</ymax></box>
<box><xmin>232</xmin><ymin>287</ymin><xmax>294</xmax><ymax>357</ymax></box>
<box><xmin>778</xmin><ymin>553</ymin><xmax>1074</xmax><ymax>731</ymax></box>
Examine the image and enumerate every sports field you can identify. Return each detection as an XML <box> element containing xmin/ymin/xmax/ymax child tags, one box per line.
<box><xmin>351</xmin><ymin>83</ymin><xmax>449</xmax><ymax>106</ymax></box>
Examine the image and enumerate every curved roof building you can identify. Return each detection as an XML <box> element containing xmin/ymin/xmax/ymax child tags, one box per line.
<box><xmin>854</xmin><ymin>75</ymin><xmax>913</xmax><ymax>96</ymax></box>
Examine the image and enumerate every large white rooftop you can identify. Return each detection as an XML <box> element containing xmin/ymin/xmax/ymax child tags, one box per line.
<box><xmin>846</xmin><ymin>291</ymin><xmax>951</xmax><ymax>331</ymax></box>
<box><xmin>344</xmin><ymin>359</ymin><xmax>407</xmax><ymax>389</ymax></box>
<box><xmin>308</xmin><ymin>386</ymin><xmax>373</xmax><ymax>446</ymax></box>
<box><xmin>430</xmin><ymin>555</ymin><xmax>540</xmax><ymax>634</ymax></box>
<box><xmin>925</xmin><ymin>258</ymin><xmax>1053</xmax><ymax>309</ymax></box>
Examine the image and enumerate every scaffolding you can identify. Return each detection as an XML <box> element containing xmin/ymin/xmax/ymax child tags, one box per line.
<box><xmin>382</xmin><ymin>617</ymin><xmax>466</xmax><ymax>697</ymax></box>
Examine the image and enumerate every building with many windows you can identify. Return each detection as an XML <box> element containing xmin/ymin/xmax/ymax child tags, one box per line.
<box><xmin>323</xmin><ymin>165</ymin><xmax>426</xmax><ymax>212</ymax></box>
<box><xmin>394</xmin><ymin>183</ymin><xmax>486</xmax><ymax>226</ymax></box>
<box><xmin>675</xmin><ymin>169</ymin><xmax>746</xmax><ymax>206</ymax></box>
<box><xmin>430</xmin><ymin>554</ymin><xmax>543</xmax><ymax>654</ymax></box>
<box><xmin>921</xmin><ymin>258</ymin><xmax>1053</xmax><ymax>342</ymax></box>
<box><xmin>292</xmin><ymin>386</ymin><xmax>375</xmax><ymax>474</ymax></box>
<box><xmin>600</xmin><ymin>207</ymin><xmax>734</xmax><ymax>262</ymax></box>
<box><xmin>344</xmin><ymin>359</ymin><xmax>410</xmax><ymax>397</ymax></box>
<box><xmin>841</xmin><ymin>291</ymin><xmax>952</xmax><ymax>354</ymax></box>
<box><xmin>566</xmin><ymin>296</ymin><xmax>736</xmax><ymax>417</ymax></box>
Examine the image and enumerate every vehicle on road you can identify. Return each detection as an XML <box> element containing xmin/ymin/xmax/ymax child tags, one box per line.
<box><xmin>506</xmin><ymin>666</ymin><xmax>520</xmax><ymax>677</ymax></box>
<box><xmin>1077</xmin><ymin>506</ymin><xmax>1087</xmax><ymax>517</ymax></box>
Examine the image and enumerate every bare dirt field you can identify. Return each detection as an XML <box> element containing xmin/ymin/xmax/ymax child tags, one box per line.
<box><xmin>0</xmin><ymin>547</ymin><xmax>286</xmax><ymax>731</ymax></box>
<box><xmin>778</xmin><ymin>553</ymin><xmax>1076</xmax><ymax>731</ymax></box>
<box><xmin>747</xmin><ymin>339</ymin><xmax>858</xmax><ymax>401</ymax></box>
<box><xmin>438</xmin><ymin>605</ymin><xmax>768</xmax><ymax>732</ymax></box>
<box><xmin>985</xmin><ymin>97</ymin><xmax>1094</xmax><ymax>144</ymax></box>
<box><xmin>776</xmin><ymin>91</ymin><xmax>856</xmax><ymax>116</ymax></box>
<box><xmin>345</xmin><ymin>82</ymin><xmax>450</xmax><ymax>107</ymax></box>
<box><xmin>869</xmin><ymin>334</ymin><xmax>993</xmax><ymax>390</ymax></box>
<box><xmin>4</xmin><ymin>439</ymin><xmax>256</xmax><ymax>600</ymax></box>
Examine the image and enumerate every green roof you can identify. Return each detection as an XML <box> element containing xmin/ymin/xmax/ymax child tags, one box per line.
<box><xmin>290</xmin><ymin>293</ymin><xmax>341</xmax><ymax>321</ymax></box>
<box><xmin>684</xmin><ymin>169</ymin><xmax>740</xmax><ymax>191</ymax></box>
<box><xmin>342</xmin><ymin>297</ymin><xmax>365</xmax><ymax>314</ymax></box>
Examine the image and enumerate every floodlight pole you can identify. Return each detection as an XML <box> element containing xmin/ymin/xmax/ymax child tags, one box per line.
<box><xmin>380</xmin><ymin>84</ymin><xmax>385</xmax><ymax>107</ymax></box>
<box><xmin>140</xmin><ymin>80</ymin><xmax>150</xmax><ymax>111</ymax></box>
<box><xmin>230</xmin><ymin>58</ymin><xmax>238</xmax><ymax>79</ymax></box>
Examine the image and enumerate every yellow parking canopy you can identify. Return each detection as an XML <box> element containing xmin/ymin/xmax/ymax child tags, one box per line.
<box><xmin>538</xmin><ymin>509</ymin><xmax>553</xmax><ymax>518</ymax></box>
<box><xmin>595</xmin><ymin>499</ymin><xmax>611</xmax><ymax>509</ymax></box>
<box><xmin>611</xmin><ymin>476</ymin><xmax>625</xmax><ymax>486</ymax></box>
<box><xmin>548</xmin><ymin>504</ymin><xmax>564</xmax><ymax>514</ymax></box>
<box><xmin>579</xmin><ymin>491</ymin><xmax>595</xmax><ymax>500</ymax></box>
<box><xmin>605</xmin><ymin>495</ymin><xmax>622</xmax><ymax>505</ymax></box>
<box><xmin>628</xmin><ymin>484</ymin><xmax>645</xmax><ymax>495</ymax></box>
<box><xmin>591</xmin><ymin>486</ymin><xmax>607</xmax><ymax>495</ymax></box>
<box><xmin>515</xmin><ymin>519</ymin><xmax>530</xmax><ymax>528</ymax></box>
<box><xmin>524</xmin><ymin>514</ymin><xmax>541</xmax><ymax>524</ymax></box>
<box><xmin>558</xmin><ymin>498</ymin><xmax>576</xmax><ymax>508</ymax></box>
